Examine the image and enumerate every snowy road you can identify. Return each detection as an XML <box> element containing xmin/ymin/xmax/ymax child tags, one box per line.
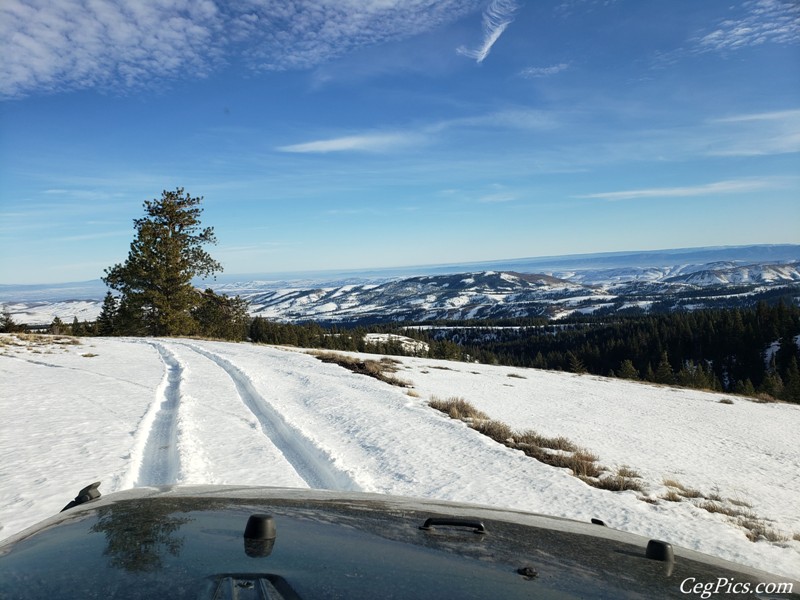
<box><xmin>134</xmin><ymin>343</ymin><xmax>182</xmax><ymax>486</ymax></box>
<box><xmin>1</xmin><ymin>334</ymin><xmax>799</xmax><ymax>580</ymax></box>
<box><xmin>172</xmin><ymin>341</ymin><xmax>359</xmax><ymax>490</ymax></box>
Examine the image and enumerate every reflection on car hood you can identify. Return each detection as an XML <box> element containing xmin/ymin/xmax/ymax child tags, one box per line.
<box><xmin>1</xmin><ymin>485</ymin><xmax>797</xmax><ymax>599</ymax></box>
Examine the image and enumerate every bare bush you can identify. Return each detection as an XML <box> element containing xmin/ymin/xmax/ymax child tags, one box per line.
<box><xmin>516</xmin><ymin>429</ymin><xmax>578</xmax><ymax>452</ymax></box>
<box><xmin>662</xmin><ymin>479</ymin><xmax>702</xmax><ymax>497</ymax></box>
<box><xmin>586</xmin><ymin>473</ymin><xmax>645</xmax><ymax>492</ymax></box>
<box><xmin>313</xmin><ymin>352</ymin><xmax>410</xmax><ymax>387</ymax></box>
<box><xmin>472</xmin><ymin>419</ymin><xmax>514</xmax><ymax>444</ymax></box>
<box><xmin>428</xmin><ymin>396</ymin><xmax>489</xmax><ymax>421</ymax></box>
<box><xmin>738</xmin><ymin>518</ymin><xmax>789</xmax><ymax>543</ymax></box>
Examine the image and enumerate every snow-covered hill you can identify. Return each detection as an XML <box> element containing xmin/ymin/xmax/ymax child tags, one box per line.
<box><xmin>1</xmin><ymin>334</ymin><xmax>798</xmax><ymax>579</ymax></box>
<box><xmin>3</xmin><ymin>246</ymin><xmax>799</xmax><ymax>325</ymax></box>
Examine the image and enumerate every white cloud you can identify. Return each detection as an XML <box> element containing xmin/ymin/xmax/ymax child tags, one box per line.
<box><xmin>697</xmin><ymin>0</ymin><xmax>799</xmax><ymax>52</ymax></box>
<box><xmin>520</xmin><ymin>63</ymin><xmax>570</xmax><ymax>78</ymax></box>
<box><xmin>1</xmin><ymin>0</ymin><xmax>481</xmax><ymax>98</ymax></box>
<box><xmin>712</xmin><ymin>109</ymin><xmax>800</xmax><ymax>124</ymax></box>
<box><xmin>0</xmin><ymin>0</ymin><xmax>223</xmax><ymax>98</ymax></box>
<box><xmin>433</xmin><ymin>108</ymin><xmax>559</xmax><ymax>132</ymax></box>
<box><xmin>705</xmin><ymin>109</ymin><xmax>800</xmax><ymax>156</ymax></box>
<box><xmin>457</xmin><ymin>0</ymin><xmax>519</xmax><ymax>63</ymax></box>
<box><xmin>278</xmin><ymin>107</ymin><xmax>557</xmax><ymax>154</ymax></box>
<box><xmin>577</xmin><ymin>178</ymin><xmax>781</xmax><ymax>201</ymax></box>
<box><xmin>277</xmin><ymin>132</ymin><xmax>420</xmax><ymax>153</ymax></box>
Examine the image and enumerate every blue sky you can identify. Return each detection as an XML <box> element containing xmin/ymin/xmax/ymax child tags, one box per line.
<box><xmin>1</xmin><ymin>0</ymin><xmax>798</xmax><ymax>284</ymax></box>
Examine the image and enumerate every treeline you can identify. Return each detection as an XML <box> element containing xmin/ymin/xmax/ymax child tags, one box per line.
<box><xmin>248</xmin><ymin>302</ymin><xmax>800</xmax><ymax>403</ymax></box>
<box><xmin>248</xmin><ymin>317</ymin><xmax>466</xmax><ymax>360</ymax></box>
<box><xmin>426</xmin><ymin>302</ymin><xmax>800</xmax><ymax>403</ymax></box>
<box><xmin>0</xmin><ymin>288</ymin><xmax>249</xmax><ymax>341</ymax></box>
<box><xmin>94</xmin><ymin>289</ymin><xmax>249</xmax><ymax>339</ymax></box>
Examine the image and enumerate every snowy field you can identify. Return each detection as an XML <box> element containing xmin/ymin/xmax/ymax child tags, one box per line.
<box><xmin>1</xmin><ymin>333</ymin><xmax>798</xmax><ymax>580</ymax></box>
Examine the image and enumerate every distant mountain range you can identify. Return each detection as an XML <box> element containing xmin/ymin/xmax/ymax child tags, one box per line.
<box><xmin>2</xmin><ymin>244</ymin><xmax>799</xmax><ymax>325</ymax></box>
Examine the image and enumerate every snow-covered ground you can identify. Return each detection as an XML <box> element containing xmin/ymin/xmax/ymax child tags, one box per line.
<box><xmin>1</xmin><ymin>334</ymin><xmax>798</xmax><ymax>579</ymax></box>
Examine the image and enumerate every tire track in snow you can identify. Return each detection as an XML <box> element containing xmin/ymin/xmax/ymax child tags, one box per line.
<box><xmin>176</xmin><ymin>342</ymin><xmax>359</xmax><ymax>491</ymax></box>
<box><xmin>132</xmin><ymin>343</ymin><xmax>182</xmax><ymax>487</ymax></box>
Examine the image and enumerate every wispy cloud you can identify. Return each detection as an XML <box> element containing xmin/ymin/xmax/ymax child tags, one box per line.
<box><xmin>457</xmin><ymin>0</ymin><xmax>519</xmax><ymax>63</ymax></box>
<box><xmin>277</xmin><ymin>132</ymin><xmax>422</xmax><ymax>153</ymax></box>
<box><xmin>697</xmin><ymin>0</ymin><xmax>799</xmax><ymax>52</ymax></box>
<box><xmin>277</xmin><ymin>107</ymin><xmax>557</xmax><ymax>153</ymax></box>
<box><xmin>578</xmin><ymin>178</ymin><xmax>781</xmax><ymax>201</ymax></box>
<box><xmin>520</xmin><ymin>63</ymin><xmax>570</xmax><ymax>78</ymax></box>
<box><xmin>434</xmin><ymin>108</ymin><xmax>559</xmax><ymax>132</ymax></box>
<box><xmin>705</xmin><ymin>109</ymin><xmax>800</xmax><ymax>156</ymax></box>
<box><xmin>1</xmin><ymin>0</ymin><xmax>482</xmax><ymax>98</ymax></box>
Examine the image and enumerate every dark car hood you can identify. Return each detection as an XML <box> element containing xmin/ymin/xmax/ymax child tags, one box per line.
<box><xmin>1</xmin><ymin>485</ymin><xmax>797</xmax><ymax>599</ymax></box>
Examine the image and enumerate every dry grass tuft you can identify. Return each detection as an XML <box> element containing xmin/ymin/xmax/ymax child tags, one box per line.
<box><xmin>313</xmin><ymin>352</ymin><xmax>410</xmax><ymax>387</ymax></box>
<box><xmin>472</xmin><ymin>419</ymin><xmax>514</xmax><ymax>444</ymax></box>
<box><xmin>678</xmin><ymin>487</ymin><xmax>704</xmax><ymax>499</ymax></box>
<box><xmin>428</xmin><ymin>396</ymin><xmax>489</xmax><ymax>421</ymax></box>
<box><xmin>617</xmin><ymin>466</ymin><xmax>641</xmax><ymax>479</ymax></box>
<box><xmin>515</xmin><ymin>430</ymin><xmax>578</xmax><ymax>452</ymax></box>
<box><xmin>586</xmin><ymin>473</ymin><xmax>646</xmax><ymax>492</ymax></box>
<box><xmin>662</xmin><ymin>478</ymin><xmax>702</xmax><ymax>497</ymax></box>
<box><xmin>738</xmin><ymin>518</ymin><xmax>789</xmax><ymax>543</ymax></box>
<box><xmin>697</xmin><ymin>501</ymin><xmax>755</xmax><ymax>519</ymax></box>
<box><xmin>661</xmin><ymin>490</ymin><xmax>683</xmax><ymax>502</ymax></box>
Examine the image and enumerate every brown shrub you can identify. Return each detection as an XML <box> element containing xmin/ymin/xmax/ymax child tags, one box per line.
<box><xmin>661</xmin><ymin>490</ymin><xmax>683</xmax><ymax>502</ymax></box>
<box><xmin>738</xmin><ymin>518</ymin><xmax>788</xmax><ymax>543</ymax></box>
<box><xmin>472</xmin><ymin>419</ymin><xmax>514</xmax><ymax>444</ymax></box>
<box><xmin>428</xmin><ymin>397</ymin><xmax>489</xmax><ymax>421</ymax></box>
<box><xmin>515</xmin><ymin>429</ymin><xmax>578</xmax><ymax>452</ymax></box>
<box><xmin>314</xmin><ymin>352</ymin><xmax>410</xmax><ymax>387</ymax></box>
<box><xmin>585</xmin><ymin>474</ymin><xmax>645</xmax><ymax>492</ymax></box>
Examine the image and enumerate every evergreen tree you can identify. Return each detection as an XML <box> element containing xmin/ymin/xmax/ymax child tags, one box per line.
<box><xmin>97</xmin><ymin>292</ymin><xmax>118</xmax><ymax>336</ymax></box>
<box><xmin>618</xmin><ymin>359</ymin><xmax>639</xmax><ymax>380</ymax></box>
<box><xmin>759</xmin><ymin>371</ymin><xmax>784</xmax><ymax>399</ymax></box>
<box><xmin>103</xmin><ymin>188</ymin><xmax>222</xmax><ymax>336</ymax></box>
<box><xmin>782</xmin><ymin>357</ymin><xmax>800</xmax><ymax>403</ymax></box>
<box><xmin>654</xmin><ymin>352</ymin><xmax>675</xmax><ymax>385</ymax></box>
<box><xmin>193</xmin><ymin>289</ymin><xmax>250</xmax><ymax>340</ymax></box>
<box><xmin>50</xmin><ymin>316</ymin><xmax>66</xmax><ymax>335</ymax></box>
<box><xmin>567</xmin><ymin>351</ymin><xmax>586</xmax><ymax>373</ymax></box>
<box><xmin>1</xmin><ymin>308</ymin><xmax>19</xmax><ymax>333</ymax></box>
<box><xmin>72</xmin><ymin>317</ymin><xmax>85</xmax><ymax>336</ymax></box>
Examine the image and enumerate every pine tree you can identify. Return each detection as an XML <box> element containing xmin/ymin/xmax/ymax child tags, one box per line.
<box><xmin>193</xmin><ymin>289</ymin><xmax>249</xmax><ymax>340</ymax></box>
<box><xmin>567</xmin><ymin>351</ymin><xmax>586</xmax><ymax>373</ymax></box>
<box><xmin>782</xmin><ymin>357</ymin><xmax>800</xmax><ymax>404</ymax></box>
<box><xmin>1</xmin><ymin>308</ymin><xmax>18</xmax><ymax>333</ymax></box>
<box><xmin>103</xmin><ymin>188</ymin><xmax>222</xmax><ymax>336</ymax></box>
<box><xmin>50</xmin><ymin>316</ymin><xmax>66</xmax><ymax>335</ymax></box>
<box><xmin>654</xmin><ymin>352</ymin><xmax>675</xmax><ymax>385</ymax></box>
<box><xmin>97</xmin><ymin>292</ymin><xmax>118</xmax><ymax>336</ymax></box>
<box><xmin>618</xmin><ymin>359</ymin><xmax>639</xmax><ymax>380</ymax></box>
<box><xmin>72</xmin><ymin>317</ymin><xmax>85</xmax><ymax>336</ymax></box>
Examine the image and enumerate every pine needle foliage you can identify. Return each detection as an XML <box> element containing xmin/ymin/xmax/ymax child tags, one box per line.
<box><xmin>103</xmin><ymin>188</ymin><xmax>224</xmax><ymax>337</ymax></box>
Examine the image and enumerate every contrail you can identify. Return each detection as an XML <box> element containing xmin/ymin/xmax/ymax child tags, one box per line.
<box><xmin>458</xmin><ymin>0</ymin><xmax>519</xmax><ymax>63</ymax></box>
